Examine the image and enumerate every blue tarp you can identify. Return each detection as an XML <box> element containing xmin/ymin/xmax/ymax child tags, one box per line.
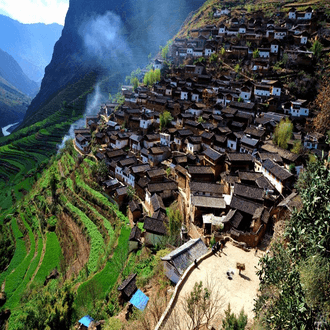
<box><xmin>130</xmin><ymin>289</ymin><xmax>149</xmax><ymax>311</ymax></box>
<box><xmin>78</xmin><ymin>315</ymin><xmax>94</xmax><ymax>327</ymax></box>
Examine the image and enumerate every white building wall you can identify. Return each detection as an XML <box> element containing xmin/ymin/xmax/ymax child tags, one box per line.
<box><xmin>272</xmin><ymin>87</ymin><xmax>281</xmax><ymax>96</ymax></box>
<box><xmin>271</xmin><ymin>44</ymin><xmax>279</xmax><ymax>53</ymax></box>
<box><xmin>227</xmin><ymin>139</ymin><xmax>237</xmax><ymax>151</ymax></box>
<box><xmin>260</xmin><ymin>166</ymin><xmax>284</xmax><ymax>194</ymax></box>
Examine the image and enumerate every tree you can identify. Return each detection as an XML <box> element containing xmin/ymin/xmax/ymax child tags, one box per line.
<box><xmin>220</xmin><ymin>47</ymin><xmax>226</xmax><ymax>57</ymax></box>
<box><xmin>165</xmin><ymin>280</ymin><xmax>222</xmax><ymax>330</ymax></box>
<box><xmin>282</xmin><ymin>53</ymin><xmax>289</xmax><ymax>66</ymax></box>
<box><xmin>253</xmin><ymin>49</ymin><xmax>259</xmax><ymax>58</ymax></box>
<box><xmin>161</xmin><ymin>44</ymin><xmax>169</xmax><ymax>60</ymax></box>
<box><xmin>254</xmin><ymin>158</ymin><xmax>330</xmax><ymax>328</ymax></box>
<box><xmin>197</xmin><ymin>116</ymin><xmax>205</xmax><ymax>123</ymax></box>
<box><xmin>166</xmin><ymin>206</ymin><xmax>182</xmax><ymax>246</ymax></box>
<box><xmin>159</xmin><ymin>111</ymin><xmax>173</xmax><ymax>131</ymax></box>
<box><xmin>209</xmin><ymin>53</ymin><xmax>218</xmax><ymax>63</ymax></box>
<box><xmin>127</xmin><ymin>185</ymin><xmax>136</xmax><ymax>201</ymax></box>
<box><xmin>92</xmin><ymin>159</ymin><xmax>108</xmax><ymax>180</ymax></box>
<box><xmin>273</xmin><ymin>118</ymin><xmax>293</xmax><ymax>149</ymax></box>
<box><xmin>313</xmin><ymin>83</ymin><xmax>330</xmax><ymax>134</ymax></box>
<box><xmin>310</xmin><ymin>40</ymin><xmax>323</xmax><ymax>60</ymax></box>
<box><xmin>222</xmin><ymin>304</ymin><xmax>247</xmax><ymax>330</ymax></box>
<box><xmin>291</xmin><ymin>140</ymin><xmax>303</xmax><ymax>154</ymax></box>
<box><xmin>154</xmin><ymin>68</ymin><xmax>161</xmax><ymax>82</ymax></box>
<box><xmin>131</xmin><ymin>77</ymin><xmax>139</xmax><ymax>90</ymax></box>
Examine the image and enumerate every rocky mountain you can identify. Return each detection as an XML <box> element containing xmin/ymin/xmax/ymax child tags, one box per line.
<box><xmin>21</xmin><ymin>0</ymin><xmax>205</xmax><ymax>128</ymax></box>
<box><xmin>0</xmin><ymin>47</ymin><xmax>38</xmax><ymax>96</ymax></box>
<box><xmin>0</xmin><ymin>49</ymin><xmax>32</xmax><ymax>127</ymax></box>
<box><xmin>0</xmin><ymin>15</ymin><xmax>63</xmax><ymax>83</ymax></box>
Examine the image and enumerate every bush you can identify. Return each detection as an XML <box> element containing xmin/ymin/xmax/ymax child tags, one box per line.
<box><xmin>222</xmin><ymin>304</ymin><xmax>247</xmax><ymax>330</ymax></box>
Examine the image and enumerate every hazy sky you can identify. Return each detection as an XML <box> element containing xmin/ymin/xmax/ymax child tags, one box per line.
<box><xmin>0</xmin><ymin>0</ymin><xmax>69</xmax><ymax>25</ymax></box>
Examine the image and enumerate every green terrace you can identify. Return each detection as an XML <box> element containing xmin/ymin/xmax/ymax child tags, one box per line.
<box><xmin>0</xmin><ymin>143</ymin><xmax>143</xmax><ymax>329</ymax></box>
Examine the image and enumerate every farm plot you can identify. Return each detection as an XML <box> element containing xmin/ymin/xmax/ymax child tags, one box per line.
<box><xmin>33</xmin><ymin>232</ymin><xmax>62</xmax><ymax>285</ymax></box>
<box><xmin>0</xmin><ymin>218</ymin><xmax>27</xmax><ymax>286</ymax></box>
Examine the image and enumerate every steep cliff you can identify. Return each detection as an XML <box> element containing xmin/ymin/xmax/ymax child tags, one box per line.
<box><xmin>21</xmin><ymin>0</ymin><xmax>205</xmax><ymax>128</ymax></box>
<box><xmin>0</xmin><ymin>15</ymin><xmax>63</xmax><ymax>83</ymax></box>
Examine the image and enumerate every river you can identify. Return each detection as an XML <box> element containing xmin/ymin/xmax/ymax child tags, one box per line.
<box><xmin>1</xmin><ymin>122</ymin><xmax>19</xmax><ymax>136</ymax></box>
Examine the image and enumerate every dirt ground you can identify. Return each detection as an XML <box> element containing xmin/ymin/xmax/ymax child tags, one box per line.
<box><xmin>163</xmin><ymin>241</ymin><xmax>261</xmax><ymax>329</ymax></box>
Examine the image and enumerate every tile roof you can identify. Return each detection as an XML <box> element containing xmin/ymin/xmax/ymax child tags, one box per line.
<box><xmin>118</xmin><ymin>273</ymin><xmax>137</xmax><ymax>298</ymax></box>
<box><xmin>191</xmin><ymin>196</ymin><xmax>226</xmax><ymax>209</ymax></box>
<box><xmin>262</xmin><ymin>159</ymin><xmax>293</xmax><ymax>181</ymax></box>
<box><xmin>161</xmin><ymin>238</ymin><xmax>208</xmax><ymax>275</ymax></box>
<box><xmin>223</xmin><ymin>209</ymin><xmax>244</xmax><ymax>228</ymax></box>
<box><xmin>234</xmin><ymin>183</ymin><xmax>265</xmax><ymax>201</ymax></box>
<box><xmin>203</xmin><ymin>148</ymin><xmax>223</xmax><ymax>161</ymax></box>
<box><xmin>261</xmin><ymin>143</ymin><xmax>300</xmax><ymax>162</ymax></box>
<box><xmin>150</xmin><ymin>193</ymin><xmax>165</xmax><ymax>212</ymax></box>
<box><xmin>230</xmin><ymin>195</ymin><xmax>263</xmax><ymax>216</ymax></box>
<box><xmin>187</xmin><ymin>166</ymin><xmax>214</xmax><ymax>175</ymax></box>
<box><xmin>129</xmin><ymin>226</ymin><xmax>141</xmax><ymax>241</ymax></box>
<box><xmin>190</xmin><ymin>182</ymin><xmax>225</xmax><ymax>195</ymax></box>
<box><xmin>238</xmin><ymin>171</ymin><xmax>263</xmax><ymax>181</ymax></box>
<box><xmin>143</xmin><ymin>217</ymin><xmax>167</xmax><ymax>235</ymax></box>
<box><xmin>226</xmin><ymin>153</ymin><xmax>253</xmax><ymax>162</ymax></box>
<box><xmin>147</xmin><ymin>181</ymin><xmax>178</xmax><ymax>193</ymax></box>
<box><xmin>255</xmin><ymin>175</ymin><xmax>274</xmax><ymax>190</ymax></box>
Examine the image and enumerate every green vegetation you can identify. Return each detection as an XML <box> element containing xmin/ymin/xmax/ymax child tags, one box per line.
<box><xmin>273</xmin><ymin>118</ymin><xmax>293</xmax><ymax>149</ymax></box>
<box><xmin>34</xmin><ymin>232</ymin><xmax>62</xmax><ymax>285</ymax></box>
<box><xmin>1</xmin><ymin>144</ymin><xmax>134</xmax><ymax>328</ymax></box>
<box><xmin>143</xmin><ymin>69</ymin><xmax>161</xmax><ymax>86</ymax></box>
<box><xmin>65</xmin><ymin>201</ymin><xmax>105</xmax><ymax>274</ymax></box>
<box><xmin>253</xmin><ymin>49</ymin><xmax>259</xmax><ymax>59</ymax></box>
<box><xmin>222</xmin><ymin>304</ymin><xmax>247</xmax><ymax>330</ymax></box>
<box><xmin>160</xmin><ymin>111</ymin><xmax>173</xmax><ymax>131</ymax></box>
<box><xmin>0</xmin><ymin>218</ymin><xmax>26</xmax><ymax>286</ymax></box>
<box><xmin>254</xmin><ymin>158</ymin><xmax>330</xmax><ymax>328</ymax></box>
<box><xmin>310</xmin><ymin>40</ymin><xmax>323</xmax><ymax>60</ymax></box>
<box><xmin>0</xmin><ymin>221</ymin><xmax>15</xmax><ymax>272</ymax></box>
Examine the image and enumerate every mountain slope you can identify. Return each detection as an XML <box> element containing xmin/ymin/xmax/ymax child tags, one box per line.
<box><xmin>0</xmin><ymin>15</ymin><xmax>63</xmax><ymax>83</ymax></box>
<box><xmin>0</xmin><ymin>48</ymin><xmax>38</xmax><ymax>96</ymax></box>
<box><xmin>0</xmin><ymin>76</ymin><xmax>30</xmax><ymax>128</ymax></box>
<box><xmin>21</xmin><ymin>0</ymin><xmax>205</xmax><ymax>129</ymax></box>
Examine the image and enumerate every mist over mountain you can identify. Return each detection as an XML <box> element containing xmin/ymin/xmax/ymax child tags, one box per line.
<box><xmin>0</xmin><ymin>15</ymin><xmax>63</xmax><ymax>83</ymax></box>
<box><xmin>22</xmin><ymin>0</ymin><xmax>205</xmax><ymax>127</ymax></box>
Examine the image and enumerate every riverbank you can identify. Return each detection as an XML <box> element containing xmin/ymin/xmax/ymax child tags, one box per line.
<box><xmin>1</xmin><ymin>122</ymin><xmax>20</xmax><ymax>136</ymax></box>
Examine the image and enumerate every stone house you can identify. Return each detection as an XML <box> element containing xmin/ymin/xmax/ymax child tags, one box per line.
<box><xmin>143</xmin><ymin>217</ymin><xmax>167</xmax><ymax>247</ymax></box>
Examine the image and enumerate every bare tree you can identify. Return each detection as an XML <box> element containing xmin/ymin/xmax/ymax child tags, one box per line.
<box><xmin>164</xmin><ymin>278</ymin><xmax>223</xmax><ymax>330</ymax></box>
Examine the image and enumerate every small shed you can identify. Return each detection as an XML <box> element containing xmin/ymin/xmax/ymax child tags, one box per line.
<box><xmin>129</xmin><ymin>226</ymin><xmax>141</xmax><ymax>252</ymax></box>
<box><xmin>129</xmin><ymin>289</ymin><xmax>149</xmax><ymax>311</ymax></box>
<box><xmin>161</xmin><ymin>238</ymin><xmax>208</xmax><ymax>283</ymax></box>
<box><xmin>202</xmin><ymin>213</ymin><xmax>225</xmax><ymax>235</ymax></box>
<box><xmin>78</xmin><ymin>315</ymin><xmax>94</xmax><ymax>330</ymax></box>
<box><xmin>118</xmin><ymin>273</ymin><xmax>137</xmax><ymax>300</ymax></box>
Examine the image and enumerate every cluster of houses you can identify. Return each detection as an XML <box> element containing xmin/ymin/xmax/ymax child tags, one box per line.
<box><xmin>168</xmin><ymin>5</ymin><xmax>326</xmax><ymax>69</ymax></box>
<box><xmin>73</xmin><ymin>4</ymin><xmax>329</xmax><ymax>285</ymax></box>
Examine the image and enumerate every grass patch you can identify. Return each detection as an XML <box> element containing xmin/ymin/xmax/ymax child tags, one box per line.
<box><xmin>33</xmin><ymin>232</ymin><xmax>62</xmax><ymax>285</ymax></box>
<box><xmin>0</xmin><ymin>218</ymin><xmax>27</xmax><ymax>286</ymax></box>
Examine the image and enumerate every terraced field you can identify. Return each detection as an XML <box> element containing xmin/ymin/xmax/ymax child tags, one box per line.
<box><xmin>0</xmin><ymin>95</ymin><xmax>88</xmax><ymax>212</ymax></box>
<box><xmin>0</xmin><ymin>143</ymin><xmax>133</xmax><ymax>329</ymax></box>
